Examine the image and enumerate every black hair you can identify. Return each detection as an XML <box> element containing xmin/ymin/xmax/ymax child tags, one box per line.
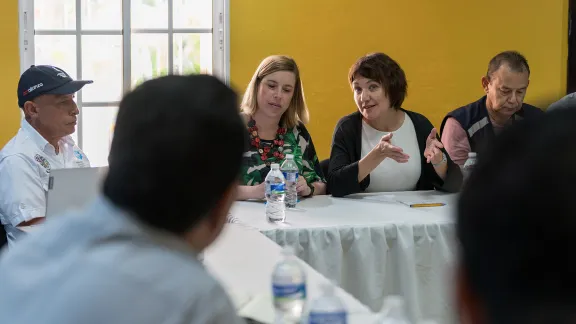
<box><xmin>486</xmin><ymin>51</ymin><xmax>530</xmax><ymax>80</ymax></box>
<box><xmin>458</xmin><ymin>106</ymin><xmax>576</xmax><ymax>323</ymax></box>
<box><xmin>349</xmin><ymin>52</ymin><xmax>408</xmax><ymax>109</ymax></box>
<box><xmin>103</xmin><ymin>74</ymin><xmax>245</xmax><ymax>235</ymax></box>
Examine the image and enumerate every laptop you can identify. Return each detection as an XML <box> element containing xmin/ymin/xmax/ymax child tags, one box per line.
<box><xmin>46</xmin><ymin>167</ymin><xmax>109</xmax><ymax>218</ymax></box>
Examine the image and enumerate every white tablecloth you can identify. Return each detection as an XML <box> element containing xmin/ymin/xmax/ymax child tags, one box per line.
<box><xmin>231</xmin><ymin>191</ymin><xmax>457</xmax><ymax>324</ymax></box>
<box><xmin>203</xmin><ymin>224</ymin><xmax>374</xmax><ymax>323</ymax></box>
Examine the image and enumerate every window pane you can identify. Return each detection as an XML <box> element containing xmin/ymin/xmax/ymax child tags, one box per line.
<box><xmin>34</xmin><ymin>35</ymin><xmax>77</xmax><ymax>79</ymax></box>
<box><xmin>132</xmin><ymin>34</ymin><xmax>169</xmax><ymax>87</ymax></box>
<box><xmin>81</xmin><ymin>106</ymin><xmax>118</xmax><ymax>167</ymax></box>
<box><xmin>82</xmin><ymin>36</ymin><xmax>123</xmax><ymax>102</ymax></box>
<box><xmin>34</xmin><ymin>0</ymin><xmax>76</xmax><ymax>30</ymax></box>
<box><xmin>70</xmin><ymin>130</ymin><xmax>78</xmax><ymax>145</ymax></box>
<box><xmin>81</xmin><ymin>0</ymin><xmax>122</xmax><ymax>30</ymax></box>
<box><xmin>131</xmin><ymin>0</ymin><xmax>168</xmax><ymax>29</ymax></box>
<box><xmin>173</xmin><ymin>0</ymin><xmax>212</xmax><ymax>29</ymax></box>
<box><xmin>173</xmin><ymin>34</ymin><xmax>212</xmax><ymax>75</ymax></box>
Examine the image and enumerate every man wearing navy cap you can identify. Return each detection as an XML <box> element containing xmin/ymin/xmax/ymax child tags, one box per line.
<box><xmin>0</xmin><ymin>65</ymin><xmax>93</xmax><ymax>246</ymax></box>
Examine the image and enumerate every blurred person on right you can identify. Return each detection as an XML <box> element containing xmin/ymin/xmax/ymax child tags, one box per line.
<box><xmin>548</xmin><ymin>92</ymin><xmax>576</xmax><ymax>112</ymax></box>
<box><xmin>440</xmin><ymin>51</ymin><xmax>543</xmax><ymax>166</ymax></box>
<box><xmin>457</xmin><ymin>107</ymin><xmax>576</xmax><ymax>323</ymax></box>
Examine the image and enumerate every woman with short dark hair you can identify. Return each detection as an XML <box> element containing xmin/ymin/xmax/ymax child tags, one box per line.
<box><xmin>327</xmin><ymin>53</ymin><xmax>462</xmax><ymax>197</ymax></box>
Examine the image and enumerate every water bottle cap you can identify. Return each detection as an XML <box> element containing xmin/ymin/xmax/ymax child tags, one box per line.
<box><xmin>468</xmin><ymin>152</ymin><xmax>477</xmax><ymax>158</ymax></box>
<box><xmin>285</xmin><ymin>154</ymin><xmax>294</xmax><ymax>159</ymax></box>
<box><xmin>270</xmin><ymin>163</ymin><xmax>280</xmax><ymax>169</ymax></box>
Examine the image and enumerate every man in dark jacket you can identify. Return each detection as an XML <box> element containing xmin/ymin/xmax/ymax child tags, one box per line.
<box><xmin>440</xmin><ymin>51</ymin><xmax>543</xmax><ymax>166</ymax></box>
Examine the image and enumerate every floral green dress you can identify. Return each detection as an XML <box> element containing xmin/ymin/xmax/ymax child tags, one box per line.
<box><xmin>240</xmin><ymin>122</ymin><xmax>325</xmax><ymax>187</ymax></box>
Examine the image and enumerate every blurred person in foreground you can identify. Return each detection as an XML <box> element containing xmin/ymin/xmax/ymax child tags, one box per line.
<box><xmin>0</xmin><ymin>75</ymin><xmax>246</xmax><ymax>324</ymax></box>
<box><xmin>457</xmin><ymin>106</ymin><xmax>576</xmax><ymax>323</ymax></box>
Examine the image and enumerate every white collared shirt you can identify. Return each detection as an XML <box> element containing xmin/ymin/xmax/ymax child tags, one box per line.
<box><xmin>0</xmin><ymin>119</ymin><xmax>90</xmax><ymax>246</ymax></box>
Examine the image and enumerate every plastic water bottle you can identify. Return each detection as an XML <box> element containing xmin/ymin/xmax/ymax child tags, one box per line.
<box><xmin>281</xmin><ymin>154</ymin><xmax>299</xmax><ymax>208</ymax></box>
<box><xmin>308</xmin><ymin>283</ymin><xmax>347</xmax><ymax>324</ymax></box>
<box><xmin>374</xmin><ymin>296</ymin><xmax>411</xmax><ymax>324</ymax></box>
<box><xmin>272</xmin><ymin>246</ymin><xmax>307</xmax><ymax>323</ymax></box>
<box><xmin>462</xmin><ymin>152</ymin><xmax>477</xmax><ymax>182</ymax></box>
<box><xmin>265</xmin><ymin>163</ymin><xmax>286</xmax><ymax>222</ymax></box>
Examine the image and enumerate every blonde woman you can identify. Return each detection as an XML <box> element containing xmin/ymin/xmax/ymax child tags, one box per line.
<box><xmin>237</xmin><ymin>55</ymin><xmax>326</xmax><ymax>200</ymax></box>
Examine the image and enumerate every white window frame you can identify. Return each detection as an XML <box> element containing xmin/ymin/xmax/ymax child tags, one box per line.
<box><xmin>18</xmin><ymin>0</ymin><xmax>230</xmax><ymax>150</ymax></box>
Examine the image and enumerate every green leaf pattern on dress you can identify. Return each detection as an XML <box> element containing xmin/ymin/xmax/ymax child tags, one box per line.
<box><xmin>240</xmin><ymin>123</ymin><xmax>325</xmax><ymax>186</ymax></box>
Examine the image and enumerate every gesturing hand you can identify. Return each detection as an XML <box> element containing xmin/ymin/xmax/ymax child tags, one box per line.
<box><xmin>376</xmin><ymin>133</ymin><xmax>409</xmax><ymax>163</ymax></box>
<box><xmin>424</xmin><ymin>128</ymin><xmax>445</xmax><ymax>164</ymax></box>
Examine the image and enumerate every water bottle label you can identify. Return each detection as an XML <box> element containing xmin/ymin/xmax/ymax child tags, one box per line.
<box><xmin>282</xmin><ymin>171</ymin><xmax>299</xmax><ymax>182</ymax></box>
<box><xmin>272</xmin><ymin>283</ymin><xmax>306</xmax><ymax>300</ymax></box>
<box><xmin>270</xmin><ymin>183</ymin><xmax>285</xmax><ymax>194</ymax></box>
<box><xmin>309</xmin><ymin>311</ymin><xmax>347</xmax><ymax>324</ymax></box>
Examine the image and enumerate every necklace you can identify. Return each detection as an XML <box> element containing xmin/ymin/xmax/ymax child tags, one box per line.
<box><xmin>248</xmin><ymin>117</ymin><xmax>286</xmax><ymax>166</ymax></box>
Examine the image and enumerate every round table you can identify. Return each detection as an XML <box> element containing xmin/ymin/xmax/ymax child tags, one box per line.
<box><xmin>231</xmin><ymin>191</ymin><xmax>457</xmax><ymax>324</ymax></box>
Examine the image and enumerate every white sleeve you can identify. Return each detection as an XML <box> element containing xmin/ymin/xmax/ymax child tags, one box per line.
<box><xmin>0</xmin><ymin>155</ymin><xmax>46</xmax><ymax>226</ymax></box>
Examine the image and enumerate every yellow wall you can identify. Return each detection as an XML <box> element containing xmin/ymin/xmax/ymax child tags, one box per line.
<box><xmin>230</xmin><ymin>0</ymin><xmax>568</xmax><ymax>159</ymax></box>
<box><xmin>0</xmin><ymin>1</ymin><xmax>20</xmax><ymax>146</ymax></box>
<box><xmin>0</xmin><ymin>1</ymin><xmax>568</xmax><ymax>153</ymax></box>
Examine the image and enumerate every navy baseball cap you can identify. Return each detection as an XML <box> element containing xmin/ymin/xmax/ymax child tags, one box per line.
<box><xmin>17</xmin><ymin>65</ymin><xmax>93</xmax><ymax>108</ymax></box>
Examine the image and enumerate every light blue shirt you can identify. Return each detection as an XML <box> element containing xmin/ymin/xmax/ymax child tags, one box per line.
<box><xmin>0</xmin><ymin>195</ymin><xmax>245</xmax><ymax>324</ymax></box>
